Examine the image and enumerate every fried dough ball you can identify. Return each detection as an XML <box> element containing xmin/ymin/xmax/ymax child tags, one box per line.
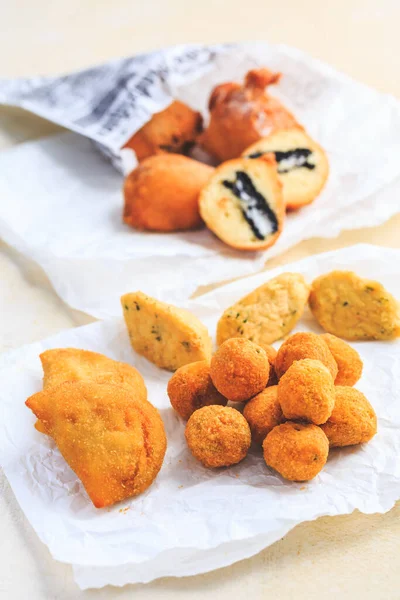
<box><xmin>320</xmin><ymin>386</ymin><xmax>377</xmax><ymax>447</ymax></box>
<box><xmin>278</xmin><ymin>358</ymin><xmax>335</xmax><ymax>425</ymax></box>
<box><xmin>199</xmin><ymin>69</ymin><xmax>299</xmax><ymax>162</ymax></box>
<box><xmin>124</xmin><ymin>100</ymin><xmax>203</xmax><ymax>161</ymax></box>
<box><xmin>275</xmin><ymin>331</ymin><xmax>338</xmax><ymax>380</ymax></box>
<box><xmin>243</xmin><ymin>386</ymin><xmax>284</xmax><ymax>445</ymax></box>
<box><xmin>258</xmin><ymin>344</ymin><xmax>278</xmax><ymax>386</ymax></box>
<box><xmin>167</xmin><ymin>360</ymin><xmax>227</xmax><ymax>420</ymax></box>
<box><xmin>123</xmin><ymin>154</ymin><xmax>213</xmax><ymax>232</ymax></box>
<box><xmin>210</xmin><ymin>338</ymin><xmax>270</xmax><ymax>402</ymax></box>
<box><xmin>321</xmin><ymin>334</ymin><xmax>363</xmax><ymax>386</ymax></box>
<box><xmin>263</xmin><ymin>422</ymin><xmax>329</xmax><ymax>481</ymax></box>
<box><xmin>185</xmin><ymin>405</ymin><xmax>251</xmax><ymax>467</ymax></box>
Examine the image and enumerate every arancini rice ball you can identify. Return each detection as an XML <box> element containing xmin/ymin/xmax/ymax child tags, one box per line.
<box><xmin>275</xmin><ymin>331</ymin><xmax>338</xmax><ymax>380</ymax></box>
<box><xmin>321</xmin><ymin>334</ymin><xmax>363</xmax><ymax>386</ymax></box>
<box><xmin>243</xmin><ymin>386</ymin><xmax>284</xmax><ymax>445</ymax></box>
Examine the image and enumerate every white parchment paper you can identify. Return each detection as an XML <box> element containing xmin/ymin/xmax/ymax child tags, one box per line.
<box><xmin>2</xmin><ymin>43</ymin><xmax>400</xmax><ymax>317</ymax></box>
<box><xmin>0</xmin><ymin>244</ymin><xmax>400</xmax><ymax>589</ymax></box>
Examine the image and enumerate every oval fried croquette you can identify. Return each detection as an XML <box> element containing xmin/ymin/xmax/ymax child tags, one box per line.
<box><xmin>243</xmin><ymin>386</ymin><xmax>284</xmax><ymax>445</ymax></box>
<box><xmin>275</xmin><ymin>331</ymin><xmax>338</xmax><ymax>380</ymax></box>
<box><xmin>258</xmin><ymin>343</ymin><xmax>279</xmax><ymax>386</ymax></box>
<box><xmin>263</xmin><ymin>422</ymin><xmax>329</xmax><ymax>481</ymax></box>
<box><xmin>210</xmin><ymin>338</ymin><xmax>270</xmax><ymax>402</ymax></box>
<box><xmin>320</xmin><ymin>386</ymin><xmax>377</xmax><ymax>447</ymax></box>
<box><xmin>167</xmin><ymin>360</ymin><xmax>227</xmax><ymax>420</ymax></box>
<box><xmin>321</xmin><ymin>334</ymin><xmax>363</xmax><ymax>386</ymax></box>
<box><xmin>278</xmin><ymin>358</ymin><xmax>335</xmax><ymax>425</ymax></box>
<box><xmin>185</xmin><ymin>405</ymin><xmax>251</xmax><ymax>468</ymax></box>
<box><xmin>123</xmin><ymin>154</ymin><xmax>213</xmax><ymax>232</ymax></box>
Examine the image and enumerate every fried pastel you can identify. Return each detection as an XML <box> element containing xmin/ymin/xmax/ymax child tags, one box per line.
<box><xmin>167</xmin><ymin>360</ymin><xmax>227</xmax><ymax>420</ymax></box>
<box><xmin>320</xmin><ymin>386</ymin><xmax>377</xmax><ymax>447</ymax></box>
<box><xmin>217</xmin><ymin>273</ymin><xmax>310</xmax><ymax>347</ymax></box>
<box><xmin>243</xmin><ymin>128</ymin><xmax>329</xmax><ymax>210</ymax></box>
<box><xmin>35</xmin><ymin>348</ymin><xmax>147</xmax><ymax>434</ymax></box>
<box><xmin>210</xmin><ymin>338</ymin><xmax>270</xmax><ymax>402</ymax></box>
<box><xmin>309</xmin><ymin>271</ymin><xmax>400</xmax><ymax>341</ymax></box>
<box><xmin>122</xmin><ymin>292</ymin><xmax>212</xmax><ymax>371</ymax></box>
<box><xmin>321</xmin><ymin>334</ymin><xmax>363</xmax><ymax>386</ymax></box>
<box><xmin>243</xmin><ymin>386</ymin><xmax>284</xmax><ymax>445</ymax></box>
<box><xmin>278</xmin><ymin>358</ymin><xmax>335</xmax><ymax>425</ymax></box>
<box><xmin>26</xmin><ymin>382</ymin><xmax>167</xmax><ymax>508</ymax></box>
<box><xmin>124</xmin><ymin>100</ymin><xmax>203</xmax><ymax>161</ymax></box>
<box><xmin>263</xmin><ymin>422</ymin><xmax>329</xmax><ymax>481</ymax></box>
<box><xmin>275</xmin><ymin>331</ymin><xmax>338</xmax><ymax>380</ymax></box>
<box><xmin>185</xmin><ymin>405</ymin><xmax>251</xmax><ymax>468</ymax></box>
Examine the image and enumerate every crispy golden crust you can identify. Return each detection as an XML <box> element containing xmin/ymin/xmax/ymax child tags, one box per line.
<box><xmin>26</xmin><ymin>382</ymin><xmax>167</xmax><ymax>508</ymax></box>
<box><xmin>199</xmin><ymin>69</ymin><xmax>299</xmax><ymax>162</ymax></box>
<box><xmin>123</xmin><ymin>154</ymin><xmax>213</xmax><ymax>232</ymax></box>
<box><xmin>309</xmin><ymin>271</ymin><xmax>400</xmax><ymax>341</ymax></box>
<box><xmin>321</xmin><ymin>334</ymin><xmax>363</xmax><ymax>386</ymax></box>
<box><xmin>243</xmin><ymin>128</ymin><xmax>329</xmax><ymax>211</ymax></box>
<box><xmin>243</xmin><ymin>386</ymin><xmax>284</xmax><ymax>445</ymax></box>
<box><xmin>35</xmin><ymin>348</ymin><xmax>147</xmax><ymax>434</ymax></box>
<box><xmin>320</xmin><ymin>386</ymin><xmax>377</xmax><ymax>447</ymax></box>
<box><xmin>185</xmin><ymin>405</ymin><xmax>251</xmax><ymax>468</ymax></box>
<box><xmin>278</xmin><ymin>358</ymin><xmax>335</xmax><ymax>425</ymax></box>
<box><xmin>199</xmin><ymin>156</ymin><xmax>284</xmax><ymax>251</ymax></box>
<box><xmin>258</xmin><ymin>344</ymin><xmax>278</xmax><ymax>386</ymax></box>
<box><xmin>167</xmin><ymin>360</ymin><xmax>227</xmax><ymax>420</ymax></box>
<box><xmin>274</xmin><ymin>331</ymin><xmax>338</xmax><ymax>380</ymax></box>
<box><xmin>122</xmin><ymin>292</ymin><xmax>212</xmax><ymax>371</ymax></box>
<box><xmin>263</xmin><ymin>421</ymin><xmax>329</xmax><ymax>481</ymax></box>
<box><xmin>217</xmin><ymin>273</ymin><xmax>310</xmax><ymax>347</ymax></box>
<box><xmin>210</xmin><ymin>338</ymin><xmax>270</xmax><ymax>402</ymax></box>
<box><xmin>124</xmin><ymin>100</ymin><xmax>203</xmax><ymax>161</ymax></box>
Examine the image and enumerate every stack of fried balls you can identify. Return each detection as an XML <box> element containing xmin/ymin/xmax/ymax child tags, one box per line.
<box><xmin>167</xmin><ymin>332</ymin><xmax>377</xmax><ymax>481</ymax></box>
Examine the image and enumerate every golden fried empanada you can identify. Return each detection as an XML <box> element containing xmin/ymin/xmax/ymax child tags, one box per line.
<box><xmin>26</xmin><ymin>382</ymin><xmax>167</xmax><ymax>508</ymax></box>
<box><xmin>35</xmin><ymin>348</ymin><xmax>147</xmax><ymax>433</ymax></box>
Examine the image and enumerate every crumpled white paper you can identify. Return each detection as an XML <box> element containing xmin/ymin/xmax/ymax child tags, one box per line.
<box><xmin>2</xmin><ymin>43</ymin><xmax>400</xmax><ymax>317</ymax></box>
<box><xmin>1</xmin><ymin>244</ymin><xmax>400</xmax><ymax>590</ymax></box>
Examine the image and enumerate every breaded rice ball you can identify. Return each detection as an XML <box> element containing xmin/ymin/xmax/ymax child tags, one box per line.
<box><xmin>278</xmin><ymin>358</ymin><xmax>335</xmax><ymax>425</ymax></box>
<box><xmin>167</xmin><ymin>360</ymin><xmax>227</xmax><ymax>420</ymax></box>
<box><xmin>210</xmin><ymin>338</ymin><xmax>270</xmax><ymax>402</ymax></box>
<box><xmin>275</xmin><ymin>332</ymin><xmax>338</xmax><ymax>380</ymax></box>
<box><xmin>263</xmin><ymin>422</ymin><xmax>329</xmax><ymax>481</ymax></box>
<box><xmin>321</xmin><ymin>334</ymin><xmax>363</xmax><ymax>386</ymax></box>
<box><xmin>320</xmin><ymin>386</ymin><xmax>377</xmax><ymax>447</ymax></box>
<box><xmin>258</xmin><ymin>343</ymin><xmax>278</xmax><ymax>386</ymax></box>
<box><xmin>185</xmin><ymin>406</ymin><xmax>251</xmax><ymax>467</ymax></box>
<box><xmin>243</xmin><ymin>386</ymin><xmax>284</xmax><ymax>445</ymax></box>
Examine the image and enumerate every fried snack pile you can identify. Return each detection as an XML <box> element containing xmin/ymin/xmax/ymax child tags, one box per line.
<box><xmin>25</xmin><ymin>348</ymin><xmax>167</xmax><ymax>508</ymax></box>
<box><xmin>122</xmin><ymin>68</ymin><xmax>329</xmax><ymax>252</ymax></box>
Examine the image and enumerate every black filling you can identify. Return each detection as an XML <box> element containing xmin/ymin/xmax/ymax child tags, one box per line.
<box><xmin>222</xmin><ymin>171</ymin><xmax>278</xmax><ymax>241</ymax></box>
<box><xmin>248</xmin><ymin>148</ymin><xmax>315</xmax><ymax>174</ymax></box>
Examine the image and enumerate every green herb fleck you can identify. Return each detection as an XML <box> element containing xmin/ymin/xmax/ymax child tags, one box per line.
<box><xmin>365</xmin><ymin>286</ymin><xmax>375</xmax><ymax>292</ymax></box>
<box><xmin>124</xmin><ymin>304</ymin><xmax>129</xmax><ymax>310</ymax></box>
<box><xmin>243</xmin><ymin>318</ymin><xmax>248</xmax><ymax>323</ymax></box>
<box><xmin>343</xmin><ymin>301</ymin><xmax>349</xmax><ymax>306</ymax></box>
<box><xmin>155</xmin><ymin>336</ymin><xmax>162</xmax><ymax>342</ymax></box>
<box><xmin>134</xmin><ymin>302</ymin><xmax>140</xmax><ymax>311</ymax></box>
<box><xmin>181</xmin><ymin>341</ymin><xmax>191</xmax><ymax>350</ymax></box>
<box><xmin>236</xmin><ymin>313</ymin><xmax>240</xmax><ymax>318</ymax></box>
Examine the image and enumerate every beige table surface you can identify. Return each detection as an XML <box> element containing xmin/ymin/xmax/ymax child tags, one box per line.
<box><xmin>1</xmin><ymin>1</ymin><xmax>400</xmax><ymax>598</ymax></box>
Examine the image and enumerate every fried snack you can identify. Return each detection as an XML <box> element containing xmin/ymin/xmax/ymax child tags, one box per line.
<box><xmin>309</xmin><ymin>271</ymin><xmax>400</xmax><ymax>341</ymax></box>
<box><xmin>243</xmin><ymin>386</ymin><xmax>284</xmax><ymax>445</ymax></box>
<box><xmin>217</xmin><ymin>273</ymin><xmax>310</xmax><ymax>347</ymax></box>
<box><xmin>277</xmin><ymin>358</ymin><xmax>335</xmax><ymax>425</ymax></box>
<box><xmin>124</xmin><ymin>100</ymin><xmax>203</xmax><ymax>161</ymax></box>
<box><xmin>243</xmin><ymin>128</ymin><xmax>329</xmax><ymax>210</ymax></box>
<box><xmin>35</xmin><ymin>348</ymin><xmax>147</xmax><ymax>434</ymax></box>
<box><xmin>320</xmin><ymin>386</ymin><xmax>377</xmax><ymax>447</ymax></box>
<box><xmin>123</xmin><ymin>154</ymin><xmax>213</xmax><ymax>232</ymax></box>
<box><xmin>259</xmin><ymin>344</ymin><xmax>278</xmax><ymax>386</ymax></box>
<box><xmin>321</xmin><ymin>334</ymin><xmax>363</xmax><ymax>386</ymax></box>
<box><xmin>167</xmin><ymin>360</ymin><xmax>227</xmax><ymax>420</ymax></box>
<box><xmin>122</xmin><ymin>291</ymin><xmax>212</xmax><ymax>371</ymax></box>
<box><xmin>199</xmin><ymin>68</ymin><xmax>299</xmax><ymax>162</ymax></box>
<box><xmin>26</xmin><ymin>382</ymin><xmax>167</xmax><ymax>508</ymax></box>
<box><xmin>199</xmin><ymin>155</ymin><xmax>285</xmax><ymax>251</ymax></box>
<box><xmin>263</xmin><ymin>422</ymin><xmax>329</xmax><ymax>481</ymax></box>
<box><xmin>275</xmin><ymin>331</ymin><xmax>338</xmax><ymax>380</ymax></box>
<box><xmin>210</xmin><ymin>338</ymin><xmax>270</xmax><ymax>402</ymax></box>
<box><xmin>185</xmin><ymin>405</ymin><xmax>251</xmax><ymax>467</ymax></box>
